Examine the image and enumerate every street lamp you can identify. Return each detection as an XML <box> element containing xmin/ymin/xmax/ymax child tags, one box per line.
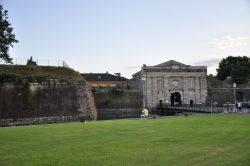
<box><xmin>233</xmin><ymin>83</ymin><xmax>237</xmax><ymax>112</ymax></box>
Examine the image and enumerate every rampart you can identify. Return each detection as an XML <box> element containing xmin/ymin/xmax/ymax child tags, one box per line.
<box><xmin>0</xmin><ymin>81</ymin><xmax>97</xmax><ymax>124</ymax></box>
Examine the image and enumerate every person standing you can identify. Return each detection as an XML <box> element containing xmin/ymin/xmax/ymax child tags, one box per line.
<box><xmin>238</xmin><ymin>102</ymin><xmax>242</xmax><ymax>112</ymax></box>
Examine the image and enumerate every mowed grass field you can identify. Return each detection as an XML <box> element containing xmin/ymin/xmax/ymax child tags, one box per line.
<box><xmin>1</xmin><ymin>115</ymin><xmax>250</xmax><ymax>166</ymax></box>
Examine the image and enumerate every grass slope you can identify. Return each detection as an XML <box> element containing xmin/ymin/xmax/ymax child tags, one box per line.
<box><xmin>0</xmin><ymin>115</ymin><xmax>250</xmax><ymax>166</ymax></box>
<box><xmin>0</xmin><ymin>65</ymin><xmax>83</xmax><ymax>82</ymax></box>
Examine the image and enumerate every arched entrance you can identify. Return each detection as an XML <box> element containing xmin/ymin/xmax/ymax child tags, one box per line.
<box><xmin>236</xmin><ymin>91</ymin><xmax>244</xmax><ymax>101</ymax></box>
<box><xmin>159</xmin><ymin>100</ymin><xmax>163</xmax><ymax>107</ymax></box>
<box><xmin>170</xmin><ymin>92</ymin><xmax>182</xmax><ymax>106</ymax></box>
<box><xmin>190</xmin><ymin>100</ymin><xmax>193</xmax><ymax>107</ymax></box>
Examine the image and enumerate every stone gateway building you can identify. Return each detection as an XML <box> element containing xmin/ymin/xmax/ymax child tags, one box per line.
<box><xmin>131</xmin><ymin>60</ymin><xmax>208</xmax><ymax>109</ymax></box>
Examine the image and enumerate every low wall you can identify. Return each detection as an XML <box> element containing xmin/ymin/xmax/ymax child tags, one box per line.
<box><xmin>0</xmin><ymin>116</ymin><xmax>81</xmax><ymax>127</ymax></box>
<box><xmin>97</xmin><ymin>108</ymin><xmax>141</xmax><ymax>120</ymax></box>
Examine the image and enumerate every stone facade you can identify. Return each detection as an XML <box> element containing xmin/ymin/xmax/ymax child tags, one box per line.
<box><xmin>139</xmin><ymin>60</ymin><xmax>207</xmax><ymax>109</ymax></box>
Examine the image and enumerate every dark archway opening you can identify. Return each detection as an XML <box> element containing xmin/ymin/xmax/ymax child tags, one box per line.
<box><xmin>170</xmin><ymin>92</ymin><xmax>182</xmax><ymax>106</ymax></box>
<box><xmin>236</xmin><ymin>91</ymin><xmax>244</xmax><ymax>102</ymax></box>
<box><xmin>159</xmin><ymin>100</ymin><xmax>163</xmax><ymax>108</ymax></box>
<box><xmin>190</xmin><ymin>100</ymin><xmax>193</xmax><ymax>107</ymax></box>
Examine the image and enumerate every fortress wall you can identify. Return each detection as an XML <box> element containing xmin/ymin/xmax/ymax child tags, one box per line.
<box><xmin>0</xmin><ymin>82</ymin><xmax>97</xmax><ymax>121</ymax></box>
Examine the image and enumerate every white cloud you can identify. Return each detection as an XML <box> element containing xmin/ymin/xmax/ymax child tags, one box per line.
<box><xmin>193</xmin><ymin>58</ymin><xmax>221</xmax><ymax>67</ymax></box>
<box><xmin>207</xmin><ymin>65</ymin><xmax>218</xmax><ymax>75</ymax></box>
<box><xmin>212</xmin><ymin>35</ymin><xmax>249</xmax><ymax>50</ymax></box>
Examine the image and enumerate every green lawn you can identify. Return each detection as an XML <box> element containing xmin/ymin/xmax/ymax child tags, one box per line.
<box><xmin>0</xmin><ymin>115</ymin><xmax>250</xmax><ymax>166</ymax></box>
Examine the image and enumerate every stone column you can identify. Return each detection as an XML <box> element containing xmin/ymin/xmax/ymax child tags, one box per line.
<box><xmin>194</xmin><ymin>76</ymin><xmax>201</xmax><ymax>104</ymax></box>
<box><xmin>152</xmin><ymin>77</ymin><xmax>158</xmax><ymax>108</ymax></box>
<box><xmin>164</xmin><ymin>76</ymin><xmax>169</xmax><ymax>104</ymax></box>
<box><xmin>146</xmin><ymin>77</ymin><xmax>152</xmax><ymax>108</ymax></box>
<box><xmin>183</xmin><ymin>76</ymin><xmax>187</xmax><ymax>105</ymax></box>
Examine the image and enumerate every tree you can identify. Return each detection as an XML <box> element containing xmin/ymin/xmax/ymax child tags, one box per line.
<box><xmin>216</xmin><ymin>56</ymin><xmax>250</xmax><ymax>84</ymax></box>
<box><xmin>26</xmin><ymin>56</ymin><xmax>37</xmax><ymax>65</ymax></box>
<box><xmin>231</xmin><ymin>66</ymin><xmax>250</xmax><ymax>84</ymax></box>
<box><xmin>0</xmin><ymin>5</ymin><xmax>18</xmax><ymax>63</ymax></box>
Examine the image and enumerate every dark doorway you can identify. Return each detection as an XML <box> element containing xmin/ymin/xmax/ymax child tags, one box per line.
<box><xmin>170</xmin><ymin>92</ymin><xmax>182</xmax><ymax>106</ymax></box>
<box><xmin>236</xmin><ymin>91</ymin><xmax>244</xmax><ymax>101</ymax></box>
<box><xmin>159</xmin><ymin>100</ymin><xmax>163</xmax><ymax>107</ymax></box>
<box><xmin>190</xmin><ymin>100</ymin><xmax>193</xmax><ymax>107</ymax></box>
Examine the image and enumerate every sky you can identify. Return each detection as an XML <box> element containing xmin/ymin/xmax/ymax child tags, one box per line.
<box><xmin>1</xmin><ymin>0</ymin><xmax>250</xmax><ymax>78</ymax></box>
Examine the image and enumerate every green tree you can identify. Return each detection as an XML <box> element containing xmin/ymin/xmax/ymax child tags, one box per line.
<box><xmin>216</xmin><ymin>56</ymin><xmax>250</xmax><ymax>84</ymax></box>
<box><xmin>0</xmin><ymin>5</ymin><xmax>18</xmax><ymax>63</ymax></box>
<box><xmin>231</xmin><ymin>66</ymin><xmax>250</xmax><ymax>84</ymax></box>
<box><xmin>26</xmin><ymin>56</ymin><xmax>37</xmax><ymax>65</ymax></box>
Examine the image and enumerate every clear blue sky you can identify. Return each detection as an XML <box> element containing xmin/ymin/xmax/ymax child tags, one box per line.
<box><xmin>2</xmin><ymin>0</ymin><xmax>250</xmax><ymax>78</ymax></box>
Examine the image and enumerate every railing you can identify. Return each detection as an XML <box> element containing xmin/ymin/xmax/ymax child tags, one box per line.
<box><xmin>157</xmin><ymin>104</ymin><xmax>223</xmax><ymax>113</ymax></box>
<box><xmin>0</xmin><ymin>58</ymin><xmax>70</xmax><ymax>68</ymax></box>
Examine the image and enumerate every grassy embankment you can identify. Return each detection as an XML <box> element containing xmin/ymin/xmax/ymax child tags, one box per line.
<box><xmin>0</xmin><ymin>115</ymin><xmax>250</xmax><ymax>166</ymax></box>
<box><xmin>0</xmin><ymin>65</ymin><xmax>83</xmax><ymax>82</ymax></box>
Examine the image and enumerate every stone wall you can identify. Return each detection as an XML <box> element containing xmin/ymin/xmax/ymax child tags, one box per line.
<box><xmin>93</xmin><ymin>90</ymin><xmax>142</xmax><ymax>120</ymax></box>
<box><xmin>207</xmin><ymin>88</ymin><xmax>250</xmax><ymax>105</ymax></box>
<box><xmin>0</xmin><ymin>116</ymin><xmax>80</xmax><ymax>127</ymax></box>
<box><xmin>128</xmin><ymin>71</ymin><xmax>142</xmax><ymax>90</ymax></box>
<box><xmin>0</xmin><ymin>82</ymin><xmax>97</xmax><ymax>121</ymax></box>
<box><xmin>207</xmin><ymin>77</ymin><xmax>250</xmax><ymax>105</ymax></box>
<box><xmin>94</xmin><ymin>90</ymin><xmax>142</xmax><ymax>109</ymax></box>
<box><xmin>97</xmin><ymin>108</ymin><xmax>141</xmax><ymax>120</ymax></box>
